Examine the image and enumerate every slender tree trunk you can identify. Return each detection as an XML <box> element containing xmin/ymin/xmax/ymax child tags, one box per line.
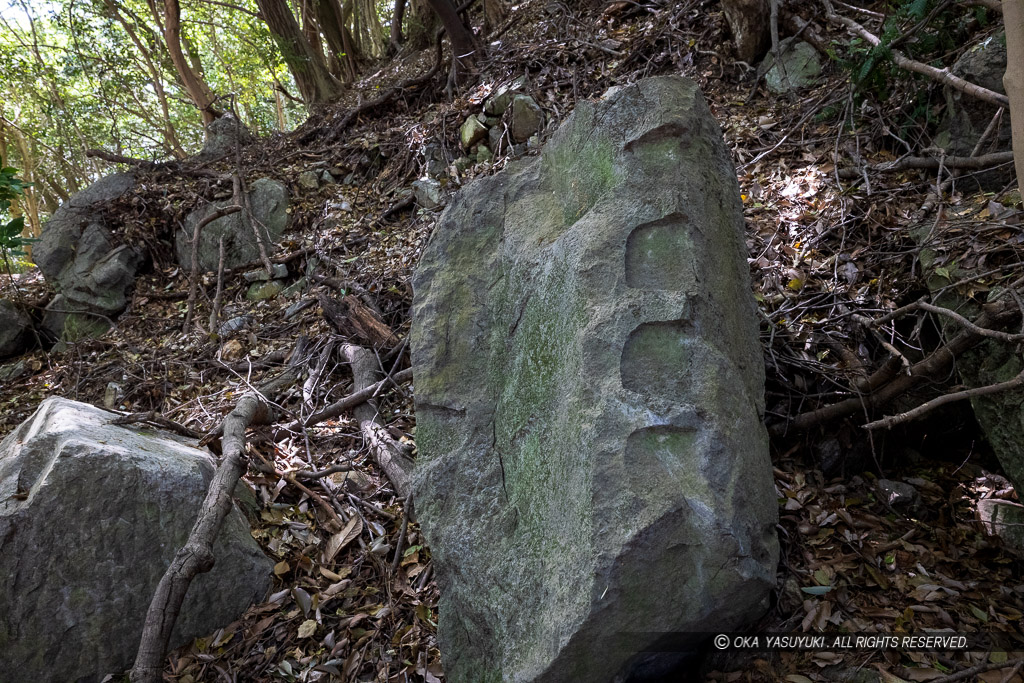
<box><xmin>316</xmin><ymin>0</ymin><xmax>359</xmax><ymax>81</ymax></box>
<box><xmin>721</xmin><ymin>0</ymin><xmax>770</xmax><ymax>63</ymax></box>
<box><xmin>1005</xmin><ymin>0</ymin><xmax>1024</xmax><ymax>186</ymax></box>
<box><xmin>425</xmin><ymin>0</ymin><xmax>479</xmax><ymax>81</ymax></box>
<box><xmin>482</xmin><ymin>0</ymin><xmax>506</xmax><ymax>32</ymax></box>
<box><xmin>390</xmin><ymin>0</ymin><xmax>407</xmax><ymax>52</ymax></box>
<box><xmin>156</xmin><ymin>0</ymin><xmax>221</xmax><ymax>125</ymax></box>
<box><xmin>255</xmin><ymin>0</ymin><xmax>341</xmax><ymax>104</ymax></box>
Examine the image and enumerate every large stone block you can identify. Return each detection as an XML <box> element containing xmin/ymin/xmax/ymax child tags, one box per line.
<box><xmin>411</xmin><ymin>76</ymin><xmax>779</xmax><ymax>682</ymax></box>
<box><xmin>0</xmin><ymin>397</ymin><xmax>273</xmax><ymax>682</ymax></box>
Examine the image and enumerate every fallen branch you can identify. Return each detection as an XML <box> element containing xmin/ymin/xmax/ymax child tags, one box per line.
<box><xmin>772</xmin><ymin>301</ymin><xmax>1018</xmax><ymax>435</ymax></box>
<box><xmin>341</xmin><ymin>344</ymin><xmax>414</xmax><ymax>501</ymax></box>
<box><xmin>130</xmin><ymin>343</ymin><xmax>305</xmax><ymax>683</ymax></box>
<box><xmin>838</xmin><ymin>150</ymin><xmax>1015</xmax><ymax>178</ymax></box>
<box><xmin>822</xmin><ymin>0</ymin><xmax>1010</xmax><ymax>107</ymax></box>
<box><xmin>864</xmin><ymin>367</ymin><xmax>1024</xmax><ymax>430</ymax></box>
<box><xmin>295</xmin><ymin>367</ymin><xmax>413</xmax><ymax>429</ymax></box>
<box><xmin>109</xmin><ymin>411</ymin><xmax>203</xmax><ymax>439</ymax></box>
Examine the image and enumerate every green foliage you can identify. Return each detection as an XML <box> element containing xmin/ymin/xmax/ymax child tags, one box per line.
<box><xmin>0</xmin><ymin>167</ymin><xmax>35</xmax><ymax>259</ymax></box>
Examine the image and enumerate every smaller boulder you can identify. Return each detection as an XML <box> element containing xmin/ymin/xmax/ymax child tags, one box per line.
<box><xmin>507</xmin><ymin>94</ymin><xmax>544</xmax><ymax>143</ymax></box>
<box><xmin>978</xmin><ymin>499</ymin><xmax>1024</xmax><ymax>552</ymax></box>
<box><xmin>763</xmin><ymin>39</ymin><xmax>822</xmax><ymax>94</ymax></box>
<box><xmin>460</xmin><ymin>117</ymin><xmax>488</xmax><ymax>150</ymax></box>
<box><xmin>877</xmin><ymin>479</ymin><xmax>921</xmax><ymax>509</ymax></box>
<box><xmin>246</xmin><ymin>280</ymin><xmax>284</xmax><ymax>301</ymax></box>
<box><xmin>297</xmin><ymin>171</ymin><xmax>320</xmax><ymax>190</ymax></box>
<box><xmin>483</xmin><ymin>76</ymin><xmax>527</xmax><ymax>116</ymax></box>
<box><xmin>243</xmin><ymin>264</ymin><xmax>289</xmax><ymax>282</ymax></box>
<box><xmin>176</xmin><ymin>178</ymin><xmax>289</xmax><ymax>273</ymax></box>
<box><xmin>0</xmin><ymin>299</ymin><xmax>32</xmax><ymax>358</ymax></box>
<box><xmin>413</xmin><ymin>178</ymin><xmax>444</xmax><ymax>209</ymax></box>
<box><xmin>200</xmin><ymin>114</ymin><xmax>255</xmax><ymax>158</ymax></box>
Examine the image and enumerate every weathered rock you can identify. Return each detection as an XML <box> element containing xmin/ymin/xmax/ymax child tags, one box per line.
<box><xmin>0</xmin><ymin>299</ymin><xmax>32</xmax><ymax>358</ymax></box>
<box><xmin>34</xmin><ymin>173</ymin><xmax>142</xmax><ymax>340</ymax></box>
<box><xmin>484</xmin><ymin>76</ymin><xmax>527</xmax><ymax>116</ymax></box>
<box><xmin>413</xmin><ymin>178</ymin><xmax>444</xmax><ymax>209</ymax></box>
<box><xmin>877</xmin><ymin>479</ymin><xmax>920</xmax><ymax>509</ymax></box>
<box><xmin>938</xmin><ymin>33</ymin><xmax>1011</xmax><ymax>188</ymax></box>
<box><xmin>411</xmin><ymin>76</ymin><xmax>778</xmax><ymax>682</ymax></box>
<box><xmin>978</xmin><ymin>499</ymin><xmax>1024</xmax><ymax>552</ymax></box>
<box><xmin>0</xmin><ymin>359</ymin><xmax>26</xmax><ymax>382</ymax></box>
<box><xmin>475</xmin><ymin>144</ymin><xmax>493</xmax><ymax>164</ymax></box>
<box><xmin>243</xmin><ymin>263</ymin><xmax>289</xmax><ymax>282</ymax></box>
<box><xmin>763</xmin><ymin>39</ymin><xmax>822</xmax><ymax>94</ymax></box>
<box><xmin>175</xmin><ymin>178</ymin><xmax>289</xmax><ymax>272</ymax></box>
<box><xmin>200</xmin><ymin>113</ymin><xmax>255</xmax><ymax>158</ymax></box>
<box><xmin>488</xmin><ymin>124</ymin><xmax>510</xmax><ymax>155</ymax></box>
<box><xmin>218</xmin><ymin>314</ymin><xmax>254</xmax><ymax>335</ymax></box>
<box><xmin>297</xmin><ymin>170</ymin><xmax>320</xmax><ymax>190</ymax></box>
<box><xmin>0</xmin><ymin>397</ymin><xmax>272</xmax><ymax>682</ymax></box>
<box><xmin>246</xmin><ymin>279</ymin><xmax>284</xmax><ymax>301</ymax></box>
<box><xmin>507</xmin><ymin>94</ymin><xmax>544</xmax><ymax>143</ymax></box>
<box><xmin>460</xmin><ymin>116</ymin><xmax>488</xmax><ymax>150</ymax></box>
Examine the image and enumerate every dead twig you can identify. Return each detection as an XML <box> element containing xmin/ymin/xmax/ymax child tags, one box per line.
<box><xmin>109</xmin><ymin>410</ymin><xmax>204</xmax><ymax>439</ymax></box>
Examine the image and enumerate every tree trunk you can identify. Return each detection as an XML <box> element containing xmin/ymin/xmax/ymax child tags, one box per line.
<box><xmin>390</xmin><ymin>0</ymin><xmax>407</xmax><ymax>52</ymax></box>
<box><xmin>425</xmin><ymin>0</ymin><xmax>479</xmax><ymax>81</ymax></box>
<box><xmin>158</xmin><ymin>0</ymin><xmax>221</xmax><ymax>125</ymax></box>
<box><xmin>721</xmin><ymin>0</ymin><xmax>770</xmax><ymax>63</ymax></box>
<box><xmin>482</xmin><ymin>0</ymin><xmax>506</xmax><ymax>32</ymax></box>
<box><xmin>256</xmin><ymin>0</ymin><xmax>342</xmax><ymax>104</ymax></box>
<box><xmin>1005</xmin><ymin>0</ymin><xmax>1024</xmax><ymax>186</ymax></box>
<box><xmin>316</xmin><ymin>0</ymin><xmax>360</xmax><ymax>81</ymax></box>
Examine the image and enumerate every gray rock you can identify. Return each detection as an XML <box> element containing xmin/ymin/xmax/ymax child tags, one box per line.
<box><xmin>475</xmin><ymin>145</ymin><xmax>493</xmax><ymax>164</ymax></box>
<box><xmin>33</xmin><ymin>173</ymin><xmax>142</xmax><ymax>340</ymax></box>
<box><xmin>297</xmin><ymin>170</ymin><xmax>320</xmax><ymax>190</ymax></box>
<box><xmin>488</xmin><ymin>124</ymin><xmax>510</xmax><ymax>156</ymax></box>
<box><xmin>877</xmin><ymin>479</ymin><xmax>920</xmax><ymax>509</ymax></box>
<box><xmin>0</xmin><ymin>299</ymin><xmax>32</xmax><ymax>358</ymax></box>
<box><xmin>200</xmin><ymin>114</ymin><xmax>255</xmax><ymax>158</ymax></box>
<box><xmin>483</xmin><ymin>76</ymin><xmax>528</xmax><ymax>116</ymax></box>
<box><xmin>0</xmin><ymin>359</ymin><xmax>26</xmax><ymax>382</ymax></box>
<box><xmin>413</xmin><ymin>178</ymin><xmax>444</xmax><ymax>209</ymax></box>
<box><xmin>411</xmin><ymin>76</ymin><xmax>778</xmax><ymax>682</ymax></box>
<box><xmin>507</xmin><ymin>94</ymin><xmax>544</xmax><ymax>143</ymax></box>
<box><xmin>453</xmin><ymin>156</ymin><xmax>474</xmax><ymax>172</ymax></box>
<box><xmin>218</xmin><ymin>315</ymin><xmax>254</xmax><ymax>335</ymax></box>
<box><xmin>763</xmin><ymin>39</ymin><xmax>822</xmax><ymax>94</ymax></box>
<box><xmin>243</xmin><ymin>264</ymin><xmax>289</xmax><ymax>282</ymax></box>
<box><xmin>938</xmin><ymin>33</ymin><xmax>1011</xmax><ymax>189</ymax></box>
<box><xmin>0</xmin><ymin>397</ymin><xmax>272</xmax><ymax>682</ymax></box>
<box><xmin>280</xmin><ymin>277</ymin><xmax>307</xmax><ymax>298</ymax></box>
<box><xmin>320</xmin><ymin>170</ymin><xmax>335</xmax><ymax>185</ymax></box>
<box><xmin>978</xmin><ymin>499</ymin><xmax>1024</xmax><ymax>552</ymax></box>
<box><xmin>176</xmin><ymin>178</ymin><xmax>289</xmax><ymax>273</ymax></box>
<box><xmin>460</xmin><ymin>116</ymin><xmax>488</xmax><ymax>150</ymax></box>
<box><xmin>246</xmin><ymin>280</ymin><xmax>284</xmax><ymax>301</ymax></box>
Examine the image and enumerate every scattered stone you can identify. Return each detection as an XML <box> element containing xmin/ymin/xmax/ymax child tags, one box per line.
<box><xmin>453</xmin><ymin>156</ymin><xmax>474</xmax><ymax>172</ymax></box>
<box><xmin>0</xmin><ymin>360</ymin><xmax>26</xmax><ymax>382</ymax></box>
<box><xmin>175</xmin><ymin>178</ymin><xmax>289</xmax><ymax>272</ymax></box>
<box><xmin>246</xmin><ymin>280</ymin><xmax>284</xmax><ymax>301</ymax></box>
<box><xmin>219</xmin><ymin>315</ymin><xmax>254</xmax><ymax>335</ymax></box>
<box><xmin>876</xmin><ymin>479</ymin><xmax>921</xmax><ymax>509</ymax></box>
<box><xmin>342</xmin><ymin>172</ymin><xmax>356</xmax><ymax>185</ymax></box>
<box><xmin>284</xmin><ymin>299</ymin><xmax>314</xmax><ymax>320</ymax></box>
<box><xmin>487</xmin><ymin>125</ymin><xmax>509</xmax><ymax>155</ymax></box>
<box><xmin>507</xmin><ymin>94</ymin><xmax>544</xmax><ymax>143</ymax></box>
<box><xmin>511</xmin><ymin>143</ymin><xmax>527</xmax><ymax>157</ymax></box>
<box><xmin>243</xmin><ymin>264</ymin><xmax>289</xmax><ymax>282</ymax></box>
<box><xmin>0</xmin><ymin>299</ymin><xmax>32</xmax><ymax>358</ymax></box>
<box><xmin>200</xmin><ymin>113</ymin><xmax>255</xmax><ymax>158</ymax></box>
<box><xmin>411</xmin><ymin>76</ymin><xmax>778</xmax><ymax>682</ymax></box>
<box><xmin>34</xmin><ymin>172</ymin><xmax>142</xmax><ymax>341</ymax></box>
<box><xmin>413</xmin><ymin>178</ymin><xmax>444</xmax><ymax>209</ymax></box>
<box><xmin>483</xmin><ymin>76</ymin><xmax>527</xmax><ymax>116</ymax></box>
<box><xmin>763</xmin><ymin>39</ymin><xmax>822</xmax><ymax>94</ymax></box>
<box><xmin>297</xmin><ymin>170</ymin><xmax>320</xmax><ymax>190</ymax></box>
<box><xmin>527</xmin><ymin>134</ymin><xmax>541</xmax><ymax>150</ymax></box>
<box><xmin>280</xmin><ymin>277</ymin><xmax>307</xmax><ymax>298</ymax></box>
<box><xmin>220</xmin><ymin>338</ymin><xmax>246</xmax><ymax>361</ymax></box>
<box><xmin>459</xmin><ymin>116</ymin><xmax>488</xmax><ymax>150</ymax></box>
<box><xmin>475</xmin><ymin>145</ymin><xmax>493</xmax><ymax>164</ymax></box>
<box><xmin>978</xmin><ymin>499</ymin><xmax>1024</xmax><ymax>551</ymax></box>
<box><xmin>103</xmin><ymin>381</ymin><xmax>122</xmax><ymax>409</ymax></box>
<box><xmin>0</xmin><ymin>397</ymin><xmax>272</xmax><ymax>682</ymax></box>
<box><xmin>320</xmin><ymin>170</ymin><xmax>335</xmax><ymax>185</ymax></box>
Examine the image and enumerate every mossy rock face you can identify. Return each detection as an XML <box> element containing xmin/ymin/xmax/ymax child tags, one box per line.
<box><xmin>0</xmin><ymin>398</ymin><xmax>272</xmax><ymax>682</ymax></box>
<box><xmin>411</xmin><ymin>76</ymin><xmax>779</xmax><ymax>683</ymax></box>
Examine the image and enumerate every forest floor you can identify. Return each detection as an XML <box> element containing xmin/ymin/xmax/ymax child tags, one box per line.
<box><xmin>3</xmin><ymin>0</ymin><xmax>1024</xmax><ymax>681</ymax></box>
